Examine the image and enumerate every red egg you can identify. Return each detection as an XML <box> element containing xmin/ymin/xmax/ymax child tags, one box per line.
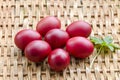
<box><xmin>25</xmin><ymin>40</ymin><xmax>51</xmax><ymax>62</ymax></box>
<box><xmin>36</xmin><ymin>16</ymin><xmax>61</xmax><ymax>36</ymax></box>
<box><xmin>66</xmin><ymin>37</ymin><xmax>94</xmax><ymax>58</ymax></box>
<box><xmin>45</xmin><ymin>29</ymin><xmax>70</xmax><ymax>49</ymax></box>
<box><xmin>48</xmin><ymin>48</ymin><xmax>70</xmax><ymax>71</ymax></box>
<box><xmin>14</xmin><ymin>29</ymin><xmax>42</xmax><ymax>50</ymax></box>
<box><xmin>66</xmin><ymin>21</ymin><xmax>92</xmax><ymax>38</ymax></box>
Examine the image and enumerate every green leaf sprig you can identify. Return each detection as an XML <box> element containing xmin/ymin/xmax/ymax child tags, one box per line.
<box><xmin>90</xmin><ymin>36</ymin><xmax>120</xmax><ymax>68</ymax></box>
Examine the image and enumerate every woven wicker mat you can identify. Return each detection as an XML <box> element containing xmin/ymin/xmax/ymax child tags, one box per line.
<box><xmin>0</xmin><ymin>0</ymin><xmax>120</xmax><ymax>80</ymax></box>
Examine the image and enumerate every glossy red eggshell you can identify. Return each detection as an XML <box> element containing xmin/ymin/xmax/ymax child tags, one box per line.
<box><xmin>48</xmin><ymin>48</ymin><xmax>70</xmax><ymax>71</ymax></box>
<box><xmin>14</xmin><ymin>29</ymin><xmax>42</xmax><ymax>50</ymax></box>
<box><xmin>66</xmin><ymin>37</ymin><xmax>94</xmax><ymax>58</ymax></box>
<box><xmin>25</xmin><ymin>40</ymin><xmax>51</xmax><ymax>62</ymax></box>
<box><xmin>45</xmin><ymin>29</ymin><xmax>70</xmax><ymax>49</ymax></box>
<box><xmin>36</xmin><ymin>16</ymin><xmax>61</xmax><ymax>36</ymax></box>
<box><xmin>66</xmin><ymin>21</ymin><xmax>92</xmax><ymax>38</ymax></box>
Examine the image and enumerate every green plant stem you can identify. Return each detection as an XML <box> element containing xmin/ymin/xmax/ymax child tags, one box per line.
<box><xmin>90</xmin><ymin>46</ymin><xmax>103</xmax><ymax>69</ymax></box>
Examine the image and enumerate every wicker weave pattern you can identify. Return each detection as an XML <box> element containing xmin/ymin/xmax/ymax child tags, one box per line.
<box><xmin>0</xmin><ymin>0</ymin><xmax>120</xmax><ymax>80</ymax></box>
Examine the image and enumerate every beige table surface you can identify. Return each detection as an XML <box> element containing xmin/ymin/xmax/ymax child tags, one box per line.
<box><xmin>0</xmin><ymin>0</ymin><xmax>120</xmax><ymax>80</ymax></box>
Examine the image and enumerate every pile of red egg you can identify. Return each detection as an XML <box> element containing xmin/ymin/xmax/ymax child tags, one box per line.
<box><xmin>14</xmin><ymin>16</ymin><xmax>94</xmax><ymax>71</ymax></box>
